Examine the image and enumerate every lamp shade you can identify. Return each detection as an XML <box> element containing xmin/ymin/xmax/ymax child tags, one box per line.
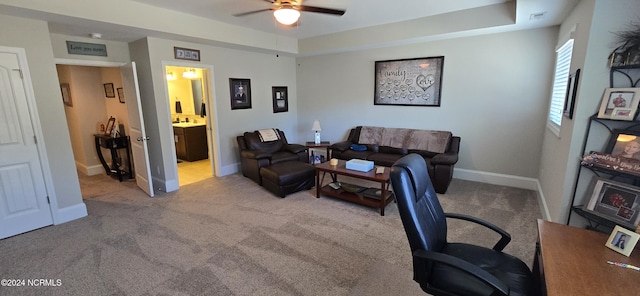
<box><xmin>311</xmin><ymin>120</ymin><xmax>322</xmax><ymax>131</ymax></box>
<box><xmin>274</xmin><ymin>8</ymin><xmax>300</xmax><ymax>25</ymax></box>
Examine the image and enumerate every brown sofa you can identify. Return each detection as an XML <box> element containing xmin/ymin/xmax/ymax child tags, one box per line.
<box><xmin>237</xmin><ymin>129</ymin><xmax>315</xmax><ymax>197</ymax></box>
<box><xmin>330</xmin><ymin>126</ymin><xmax>460</xmax><ymax>193</ymax></box>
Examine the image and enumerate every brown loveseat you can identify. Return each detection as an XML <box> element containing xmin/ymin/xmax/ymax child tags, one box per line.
<box><xmin>330</xmin><ymin>126</ymin><xmax>460</xmax><ymax>193</ymax></box>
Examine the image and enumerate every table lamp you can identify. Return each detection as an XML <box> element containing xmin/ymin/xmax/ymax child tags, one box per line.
<box><xmin>312</xmin><ymin>120</ymin><xmax>322</xmax><ymax>144</ymax></box>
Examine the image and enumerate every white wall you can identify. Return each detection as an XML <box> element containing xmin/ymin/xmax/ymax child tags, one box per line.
<box><xmin>128</xmin><ymin>37</ymin><xmax>299</xmax><ymax>192</ymax></box>
<box><xmin>297</xmin><ymin>27</ymin><xmax>557</xmax><ymax>180</ymax></box>
<box><xmin>539</xmin><ymin>0</ymin><xmax>640</xmax><ymax>223</ymax></box>
<box><xmin>0</xmin><ymin>14</ymin><xmax>86</xmax><ymax>222</ymax></box>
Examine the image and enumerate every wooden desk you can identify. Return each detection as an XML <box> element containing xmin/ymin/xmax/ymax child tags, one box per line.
<box><xmin>534</xmin><ymin>219</ymin><xmax>640</xmax><ymax>295</ymax></box>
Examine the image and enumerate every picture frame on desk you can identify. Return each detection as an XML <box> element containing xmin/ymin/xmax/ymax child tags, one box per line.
<box><xmin>584</xmin><ymin>178</ymin><xmax>640</xmax><ymax>229</ymax></box>
<box><xmin>605</xmin><ymin>225</ymin><xmax>640</xmax><ymax>256</ymax></box>
<box><xmin>597</xmin><ymin>88</ymin><xmax>640</xmax><ymax>120</ymax></box>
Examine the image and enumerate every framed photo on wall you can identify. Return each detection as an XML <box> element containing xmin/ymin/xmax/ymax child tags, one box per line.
<box><xmin>272</xmin><ymin>86</ymin><xmax>288</xmax><ymax>113</ymax></box>
<box><xmin>117</xmin><ymin>88</ymin><xmax>125</xmax><ymax>104</ymax></box>
<box><xmin>374</xmin><ymin>56</ymin><xmax>444</xmax><ymax>107</ymax></box>
<box><xmin>229</xmin><ymin>78</ymin><xmax>251</xmax><ymax>110</ymax></box>
<box><xmin>60</xmin><ymin>83</ymin><xmax>72</xmax><ymax>107</ymax></box>
<box><xmin>597</xmin><ymin>88</ymin><xmax>639</xmax><ymax>120</ymax></box>
<box><xmin>103</xmin><ymin>83</ymin><xmax>115</xmax><ymax>98</ymax></box>
<box><xmin>563</xmin><ymin>69</ymin><xmax>580</xmax><ymax>119</ymax></box>
<box><xmin>584</xmin><ymin>178</ymin><xmax>640</xmax><ymax>229</ymax></box>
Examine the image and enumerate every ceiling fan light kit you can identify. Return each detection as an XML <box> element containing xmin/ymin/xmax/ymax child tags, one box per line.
<box><xmin>274</xmin><ymin>7</ymin><xmax>300</xmax><ymax>25</ymax></box>
<box><xmin>234</xmin><ymin>0</ymin><xmax>345</xmax><ymax>27</ymax></box>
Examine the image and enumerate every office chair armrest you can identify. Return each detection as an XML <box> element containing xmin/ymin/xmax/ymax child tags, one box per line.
<box><xmin>413</xmin><ymin>249</ymin><xmax>509</xmax><ymax>296</ymax></box>
<box><xmin>445</xmin><ymin>213</ymin><xmax>512</xmax><ymax>251</ymax></box>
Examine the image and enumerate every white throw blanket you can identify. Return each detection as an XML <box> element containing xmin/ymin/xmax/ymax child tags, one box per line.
<box><xmin>257</xmin><ymin>128</ymin><xmax>280</xmax><ymax>142</ymax></box>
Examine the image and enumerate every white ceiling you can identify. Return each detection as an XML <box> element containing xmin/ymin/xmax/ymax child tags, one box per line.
<box><xmin>39</xmin><ymin>0</ymin><xmax>578</xmax><ymax>44</ymax></box>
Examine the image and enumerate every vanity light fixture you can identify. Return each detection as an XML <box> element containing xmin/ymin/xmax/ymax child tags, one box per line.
<box><xmin>166</xmin><ymin>72</ymin><xmax>176</xmax><ymax>81</ymax></box>
<box><xmin>182</xmin><ymin>68</ymin><xmax>198</xmax><ymax>79</ymax></box>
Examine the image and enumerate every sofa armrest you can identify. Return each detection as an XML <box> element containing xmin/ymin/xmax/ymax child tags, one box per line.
<box><xmin>241</xmin><ymin>150</ymin><xmax>271</xmax><ymax>160</ymax></box>
<box><xmin>431</xmin><ymin>136</ymin><xmax>460</xmax><ymax>165</ymax></box>
<box><xmin>284</xmin><ymin>143</ymin><xmax>307</xmax><ymax>154</ymax></box>
<box><xmin>431</xmin><ymin>152</ymin><xmax>458</xmax><ymax>165</ymax></box>
<box><xmin>330</xmin><ymin>141</ymin><xmax>352</xmax><ymax>152</ymax></box>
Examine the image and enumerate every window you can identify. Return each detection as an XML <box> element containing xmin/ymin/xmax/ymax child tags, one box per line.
<box><xmin>547</xmin><ymin>38</ymin><xmax>574</xmax><ymax>134</ymax></box>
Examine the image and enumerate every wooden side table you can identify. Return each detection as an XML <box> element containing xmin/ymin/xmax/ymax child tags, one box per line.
<box><xmin>306</xmin><ymin>141</ymin><xmax>331</xmax><ymax>164</ymax></box>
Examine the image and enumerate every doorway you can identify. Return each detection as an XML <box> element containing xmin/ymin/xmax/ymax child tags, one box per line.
<box><xmin>165</xmin><ymin>65</ymin><xmax>215</xmax><ymax>186</ymax></box>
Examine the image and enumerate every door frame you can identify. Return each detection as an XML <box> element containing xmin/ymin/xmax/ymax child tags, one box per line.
<box><xmin>161</xmin><ymin>61</ymin><xmax>221</xmax><ymax>183</ymax></box>
<box><xmin>3</xmin><ymin>46</ymin><xmax>57</xmax><ymax>222</ymax></box>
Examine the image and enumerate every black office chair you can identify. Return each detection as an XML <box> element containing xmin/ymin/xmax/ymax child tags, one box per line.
<box><xmin>390</xmin><ymin>154</ymin><xmax>537</xmax><ymax>296</ymax></box>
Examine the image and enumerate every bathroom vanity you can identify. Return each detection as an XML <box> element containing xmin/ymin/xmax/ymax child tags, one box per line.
<box><xmin>173</xmin><ymin>122</ymin><xmax>208</xmax><ymax>161</ymax></box>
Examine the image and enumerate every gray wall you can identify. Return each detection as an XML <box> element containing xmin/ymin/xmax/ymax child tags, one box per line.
<box><xmin>297</xmin><ymin>27</ymin><xmax>557</xmax><ymax>179</ymax></box>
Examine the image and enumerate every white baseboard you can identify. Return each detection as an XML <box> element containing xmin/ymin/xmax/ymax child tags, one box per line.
<box><xmin>52</xmin><ymin>203</ymin><xmax>88</xmax><ymax>225</ymax></box>
<box><xmin>218</xmin><ymin>163</ymin><xmax>240</xmax><ymax>176</ymax></box>
<box><xmin>453</xmin><ymin>168</ymin><xmax>539</xmax><ymax>190</ymax></box>
<box><xmin>453</xmin><ymin>168</ymin><xmax>550</xmax><ymax>220</ymax></box>
<box><xmin>75</xmin><ymin>161</ymin><xmax>103</xmax><ymax>176</ymax></box>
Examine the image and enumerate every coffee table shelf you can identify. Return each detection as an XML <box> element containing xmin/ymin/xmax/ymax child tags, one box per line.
<box><xmin>315</xmin><ymin>160</ymin><xmax>395</xmax><ymax>216</ymax></box>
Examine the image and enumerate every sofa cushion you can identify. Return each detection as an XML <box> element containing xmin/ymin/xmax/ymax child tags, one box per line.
<box><xmin>379</xmin><ymin>146</ymin><xmax>408</xmax><ymax>155</ymax></box>
<box><xmin>358</xmin><ymin>126</ymin><xmax>451</xmax><ymax>154</ymax></box>
<box><xmin>339</xmin><ymin>150</ymin><xmax>375</xmax><ymax>160</ymax></box>
<box><xmin>367</xmin><ymin>153</ymin><xmax>403</xmax><ymax>167</ymax></box>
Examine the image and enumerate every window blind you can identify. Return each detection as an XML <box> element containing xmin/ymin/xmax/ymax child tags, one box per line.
<box><xmin>548</xmin><ymin>39</ymin><xmax>574</xmax><ymax>128</ymax></box>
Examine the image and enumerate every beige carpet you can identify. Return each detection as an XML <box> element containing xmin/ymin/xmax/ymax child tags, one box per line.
<box><xmin>0</xmin><ymin>172</ymin><xmax>540</xmax><ymax>295</ymax></box>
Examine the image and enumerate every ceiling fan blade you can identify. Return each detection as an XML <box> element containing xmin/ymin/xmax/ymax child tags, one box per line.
<box><xmin>298</xmin><ymin>5</ymin><xmax>345</xmax><ymax>16</ymax></box>
<box><xmin>233</xmin><ymin>8</ymin><xmax>273</xmax><ymax>17</ymax></box>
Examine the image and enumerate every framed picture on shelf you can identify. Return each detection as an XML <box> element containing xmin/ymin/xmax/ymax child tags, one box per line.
<box><xmin>563</xmin><ymin>69</ymin><xmax>580</xmax><ymax>119</ymax></box>
<box><xmin>584</xmin><ymin>178</ymin><xmax>640</xmax><ymax>229</ymax></box>
<box><xmin>605</xmin><ymin>129</ymin><xmax>640</xmax><ymax>160</ymax></box>
<box><xmin>597</xmin><ymin>88</ymin><xmax>639</xmax><ymax>120</ymax></box>
<box><xmin>103</xmin><ymin>83</ymin><xmax>115</xmax><ymax>98</ymax></box>
<box><xmin>229</xmin><ymin>78</ymin><xmax>251</xmax><ymax>110</ymax></box>
<box><xmin>374</xmin><ymin>56</ymin><xmax>444</xmax><ymax>107</ymax></box>
<box><xmin>605</xmin><ymin>225</ymin><xmax>640</xmax><ymax>256</ymax></box>
<box><xmin>272</xmin><ymin>86</ymin><xmax>288</xmax><ymax>113</ymax></box>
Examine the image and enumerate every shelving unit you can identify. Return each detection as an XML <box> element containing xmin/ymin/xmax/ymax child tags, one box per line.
<box><xmin>567</xmin><ymin>65</ymin><xmax>640</xmax><ymax>232</ymax></box>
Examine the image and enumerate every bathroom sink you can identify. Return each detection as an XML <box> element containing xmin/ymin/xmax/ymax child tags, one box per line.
<box><xmin>172</xmin><ymin>122</ymin><xmax>206</xmax><ymax>128</ymax></box>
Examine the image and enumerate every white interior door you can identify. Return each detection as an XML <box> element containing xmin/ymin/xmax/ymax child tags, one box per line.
<box><xmin>121</xmin><ymin>62</ymin><xmax>154</xmax><ymax>197</ymax></box>
<box><xmin>0</xmin><ymin>51</ymin><xmax>53</xmax><ymax>239</ymax></box>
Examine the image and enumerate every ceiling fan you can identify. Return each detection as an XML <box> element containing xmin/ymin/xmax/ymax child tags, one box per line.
<box><xmin>234</xmin><ymin>0</ymin><xmax>346</xmax><ymax>26</ymax></box>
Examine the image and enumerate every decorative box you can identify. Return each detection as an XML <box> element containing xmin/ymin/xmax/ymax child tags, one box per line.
<box><xmin>346</xmin><ymin>159</ymin><xmax>374</xmax><ymax>172</ymax></box>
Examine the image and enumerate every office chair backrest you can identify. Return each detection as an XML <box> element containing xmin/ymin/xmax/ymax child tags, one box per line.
<box><xmin>391</xmin><ymin>154</ymin><xmax>447</xmax><ymax>253</ymax></box>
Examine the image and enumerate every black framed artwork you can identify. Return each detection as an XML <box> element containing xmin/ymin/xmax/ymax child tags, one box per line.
<box><xmin>272</xmin><ymin>86</ymin><xmax>288</xmax><ymax>113</ymax></box>
<box><xmin>103</xmin><ymin>83</ymin><xmax>115</xmax><ymax>98</ymax></box>
<box><xmin>229</xmin><ymin>78</ymin><xmax>251</xmax><ymax>110</ymax></box>
<box><xmin>60</xmin><ymin>83</ymin><xmax>72</xmax><ymax>107</ymax></box>
<box><xmin>374</xmin><ymin>56</ymin><xmax>444</xmax><ymax>107</ymax></box>
<box><xmin>563</xmin><ymin>68</ymin><xmax>580</xmax><ymax>119</ymax></box>
<box><xmin>117</xmin><ymin>87</ymin><xmax>125</xmax><ymax>104</ymax></box>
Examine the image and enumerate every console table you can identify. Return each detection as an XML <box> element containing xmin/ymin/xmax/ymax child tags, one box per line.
<box><xmin>94</xmin><ymin>134</ymin><xmax>132</xmax><ymax>181</ymax></box>
<box><xmin>534</xmin><ymin>219</ymin><xmax>640</xmax><ymax>295</ymax></box>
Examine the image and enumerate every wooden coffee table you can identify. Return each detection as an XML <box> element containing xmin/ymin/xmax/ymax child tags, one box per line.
<box><xmin>315</xmin><ymin>160</ymin><xmax>395</xmax><ymax>216</ymax></box>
